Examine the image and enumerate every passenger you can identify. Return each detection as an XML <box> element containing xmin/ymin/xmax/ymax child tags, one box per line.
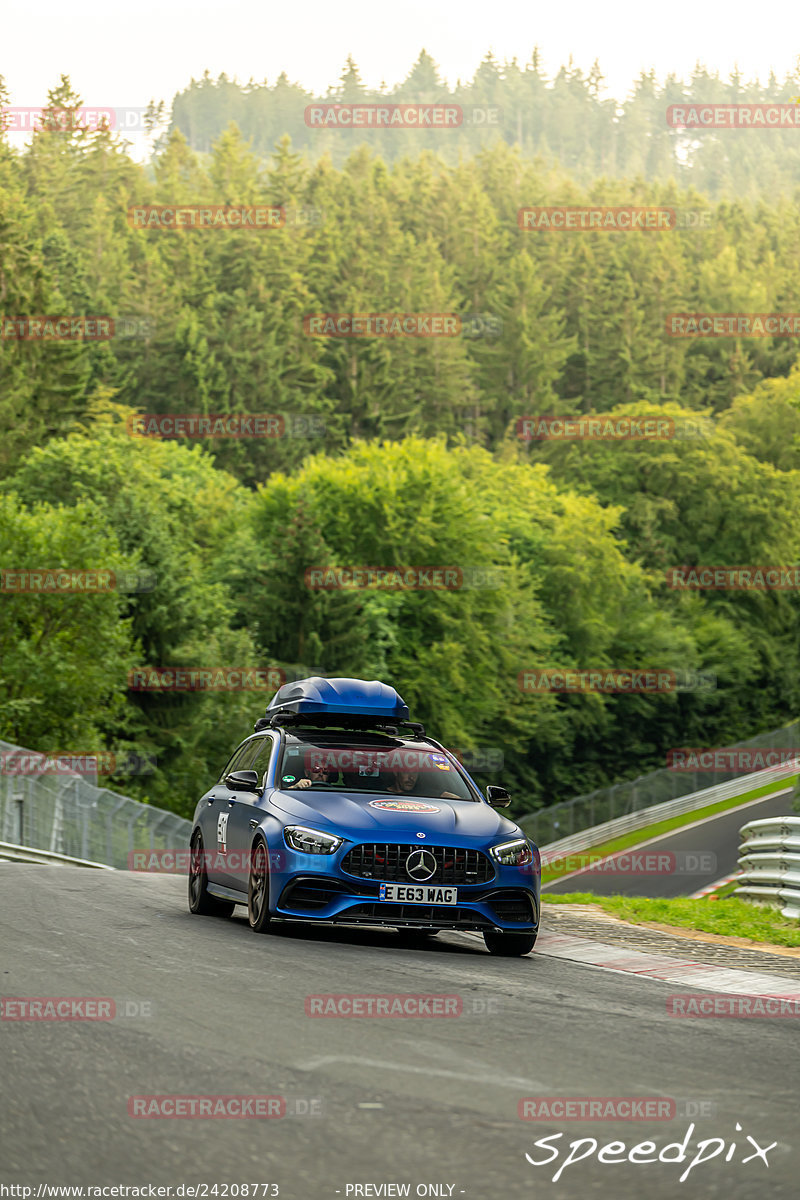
<box><xmin>386</xmin><ymin>767</ymin><xmax>460</xmax><ymax>801</ymax></box>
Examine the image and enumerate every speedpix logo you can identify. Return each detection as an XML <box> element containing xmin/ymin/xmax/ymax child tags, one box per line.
<box><xmin>524</xmin><ymin>1122</ymin><xmax>776</xmax><ymax>1183</ymax></box>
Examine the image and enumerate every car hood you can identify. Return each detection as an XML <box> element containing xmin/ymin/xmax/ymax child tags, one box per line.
<box><xmin>267</xmin><ymin>788</ymin><xmax>521</xmax><ymax>842</ymax></box>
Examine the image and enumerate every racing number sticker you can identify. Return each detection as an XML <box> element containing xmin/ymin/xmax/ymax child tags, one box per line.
<box><xmin>217</xmin><ymin>811</ymin><xmax>229</xmax><ymax>853</ymax></box>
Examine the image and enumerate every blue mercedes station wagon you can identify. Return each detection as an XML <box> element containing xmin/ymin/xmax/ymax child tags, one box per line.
<box><xmin>188</xmin><ymin>677</ymin><xmax>540</xmax><ymax>956</ymax></box>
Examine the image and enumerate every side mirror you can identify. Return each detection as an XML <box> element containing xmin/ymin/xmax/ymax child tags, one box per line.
<box><xmin>485</xmin><ymin>785</ymin><xmax>511</xmax><ymax>809</ymax></box>
<box><xmin>225</xmin><ymin>769</ymin><xmax>260</xmax><ymax>793</ymax></box>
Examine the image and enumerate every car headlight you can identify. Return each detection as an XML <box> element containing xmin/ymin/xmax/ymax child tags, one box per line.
<box><xmin>490</xmin><ymin>838</ymin><xmax>533</xmax><ymax>867</ymax></box>
<box><xmin>284</xmin><ymin>825</ymin><xmax>343</xmax><ymax>854</ymax></box>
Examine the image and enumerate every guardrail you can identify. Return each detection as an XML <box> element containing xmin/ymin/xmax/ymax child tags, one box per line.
<box><xmin>521</xmin><ymin>753</ymin><xmax>797</xmax><ymax>859</ymax></box>
<box><xmin>0</xmin><ymin>841</ymin><xmax>114</xmax><ymax>868</ymax></box>
<box><xmin>736</xmin><ymin>815</ymin><xmax>800</xmax><ymax>920</ymax></box>
<box><xmin>521</xmin><ymin>719</ymin><xmax>800</xmax><ymax>844</ymax></box>
<box><xmin>0</xmin><ymin>738</ymin><xmax>192</xmax><ymax>869</ymax></box>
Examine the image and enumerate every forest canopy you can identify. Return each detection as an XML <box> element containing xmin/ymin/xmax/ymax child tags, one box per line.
<box><xmin>2</xmin><ymin>67</ymin><xmax>800</xmax><ymax>817</ymax></box>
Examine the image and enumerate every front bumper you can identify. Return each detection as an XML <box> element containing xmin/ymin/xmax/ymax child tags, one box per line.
<box><xmin>269</xmin><ymin>840</ymin><xmax>540</xmax><ymax>932</ymax></box>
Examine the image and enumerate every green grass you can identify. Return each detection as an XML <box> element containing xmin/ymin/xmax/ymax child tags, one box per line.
<box><xmin>708</xmin><ymin>879</ymin><xmax>740</xmax><ymax>900</ymax></box>
<box><xmin>542</xmin><ymin>892</ymin><xmax>800</xmax><ymax>947</ymax></box>
<box><xmin>540</xmin><ymin>775</ymin><xmax>798</xmax><ymax>883</ymax></box>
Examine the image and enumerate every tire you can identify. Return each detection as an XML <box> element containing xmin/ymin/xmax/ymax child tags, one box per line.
<box><xmin>247</xmin><ymin>838</ymin><xmax>273</xmax><ymax>934</ymax></box>
<box><xmin>188</xmin><ymin>831</ymin><xmax>235</xmax><ymax>917</ymax></box>
<box><xmin>483</xmin><ymin>929</ymin><xmax>537</xmax><ymax>957</ymax></box>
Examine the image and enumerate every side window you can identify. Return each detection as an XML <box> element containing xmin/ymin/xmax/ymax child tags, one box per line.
<box><xmin>217</xmin><ymin>739</ymin><xmax>261</xmax><ymax>783</ymax></box>
<box><xmin>250</xmin><ymin>736</ymin><xmax>277</xmax><ymax>786</ymax></box>
<box><xmin>234</xmin><ymin>737</ymin><xmax>271</xmax><ymax>775</ymax></box>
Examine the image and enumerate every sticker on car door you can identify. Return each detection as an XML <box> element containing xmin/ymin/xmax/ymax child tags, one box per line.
<box><xmin>217</xmin><ymin>811</ymin><xmax>229</xmax><ymax>853</ymax></box>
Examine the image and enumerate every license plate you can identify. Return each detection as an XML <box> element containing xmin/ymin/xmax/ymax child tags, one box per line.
<box><xmin>379</xmin><ymin>884</ymin><xmax>458</xmax><ymax>905</ymax></box>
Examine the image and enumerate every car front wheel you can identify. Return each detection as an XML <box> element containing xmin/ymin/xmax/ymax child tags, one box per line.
<box><xmin>483</xmin><ymin>929</ymin><xmax>536</xmax><ymax>956</ymax></box>
<box><xmin>247</xmin><ymin>838</ymin><xmax>273</xmax><ymax>934</ymax></box>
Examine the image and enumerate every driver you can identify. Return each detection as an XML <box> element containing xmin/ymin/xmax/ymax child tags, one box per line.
<box><xmin>293</xmin><ymin>762</ymin><xmax>336</xmax><ymax>789</ymax></box>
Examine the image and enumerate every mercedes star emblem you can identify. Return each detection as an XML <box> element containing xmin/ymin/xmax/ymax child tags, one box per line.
<box><xmin>405</xmin><ymin>849</ymin><xmax>437</xmax><ymax>882</ymax></box>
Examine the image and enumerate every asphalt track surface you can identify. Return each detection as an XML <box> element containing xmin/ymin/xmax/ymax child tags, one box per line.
<box><xmin>1</xmin><ymin>866</ymin><xmax>797</xmax><ymax>1199</ymax></box>
<box><xmin>544</xmin><ymin>790</ymin><xmax>796</xmax><ymax>897</ymax></box>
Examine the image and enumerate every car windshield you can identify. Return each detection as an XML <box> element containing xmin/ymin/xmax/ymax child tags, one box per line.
<box><xmin>277</xmin><ymin>734</ymin><xmax>479</xmax><ymax>800</ymax></box>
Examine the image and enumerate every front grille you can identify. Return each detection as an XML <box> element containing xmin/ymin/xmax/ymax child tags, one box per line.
<box><xmin>342</xmin><ymin>843</ymin><xmax>494</xmax><ymax>885</ymax></box>
<box><xmin>337</xmin><ymin>903</ymin><xmax>493</xmax><ymax>929</ymax></box>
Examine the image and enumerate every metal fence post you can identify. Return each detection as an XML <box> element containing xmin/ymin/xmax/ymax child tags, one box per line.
<box><xmin>13</xmin><ymin>791</ymin><xmax>24</xmax><ymax>844</ymax></box>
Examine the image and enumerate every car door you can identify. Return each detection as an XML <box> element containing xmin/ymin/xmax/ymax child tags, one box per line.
<box><xmin>202</xmin><ymin>739</ymin><xmax>262</xmax><ymax>888</ymax></box>
<box><xmin>216</xmin><ymin>735</ymin><xmax>277</xmax><ymax>891</ymax></box>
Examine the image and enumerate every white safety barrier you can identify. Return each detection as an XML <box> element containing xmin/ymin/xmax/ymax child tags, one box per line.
<box><xmin>520</xmin><ymin>720</ymin><xmax>800</xmax><ymax>845</ymax></box>
<box><xmin>521</xmin><ymin>755</ymin><xmax>797</xmax><ymax>860</ymax></box>
<box><xmin>736</xmin><ymin>815</ymin><xmax>800</xmax><ymax>920</ymax></box>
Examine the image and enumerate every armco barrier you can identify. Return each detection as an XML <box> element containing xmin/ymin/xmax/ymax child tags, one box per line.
<box><xmin>0</xmin><ymin>841</ymin><xmax>114</xmax><ymax>868</ymax></box>
<box><xmin>521</xmin><ymin>719</ymin><xmax>800</xmax><ymax>845</ymax></box>
<box><xmin>520</xmin><ymin>755</ymin><xmax>797</xmax><ymax>860</ymax></box>
<box><xmin>736</xmin><ymin>815</ymin><xmax>800</xmax><ymax>919</ymax></box>
<box><xmin>0</xmin><ymin>738</ymin><xmax>191</xmax><ymax>869</ymax></box>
